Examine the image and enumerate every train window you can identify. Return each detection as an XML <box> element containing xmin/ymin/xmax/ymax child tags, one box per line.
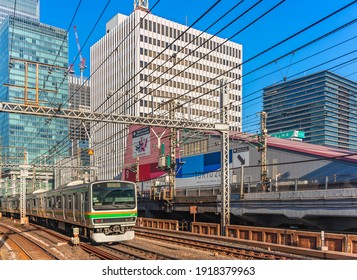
<box><xmin>33</xmin><ymin>199</ymin><xmax>36</xmax><ymax>208</ymax></box>
<box><xmin>92</xmin><ymin>182</ymin><xmax>136</xmax><ymax>210</ymax></box>
<box><xmin>51</xmin><ymin>196</ymin><xmax>55</xmax><ymax>209</ymax></box>
<box><xmin>47</xmin><ymin>197</ymin><xmax>51</xmax><ymax>208</ymax></box>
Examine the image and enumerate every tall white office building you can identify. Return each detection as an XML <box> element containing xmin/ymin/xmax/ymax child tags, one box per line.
<box><xmin>91</xmin><ymin>2</ymin><xmax>242</xmax><ymax>179</ymax></box>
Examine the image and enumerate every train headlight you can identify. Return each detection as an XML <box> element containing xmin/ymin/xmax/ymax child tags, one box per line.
<box><xmin>94</xmin><ymin>219</ymin><xmax>104</xmax><ymax>223</ymax></box>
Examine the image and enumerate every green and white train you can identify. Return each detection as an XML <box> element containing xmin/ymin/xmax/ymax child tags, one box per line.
<box><xmin>0</xmin><ymin>180</ymin><xmax>137</xmax><ymax>243</ymax></box>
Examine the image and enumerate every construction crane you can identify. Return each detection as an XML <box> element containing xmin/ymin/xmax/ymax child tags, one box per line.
<box><xmin>73</xmin><ymin>25</ymin><xmax>86</xmax><ymax>83</ymax></box>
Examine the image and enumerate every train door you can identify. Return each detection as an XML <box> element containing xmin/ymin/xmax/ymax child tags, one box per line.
<box><xmin>32</xmin><ymin>198</ymin><xmax>36</xmax><ymax>215</ymax></box>
<box><xmin>67</xmin><ymin>194</ymin><xmax>72</xmax><ymax>220</ymax></box>
<box><xmin>46</xmin><ymin>197</ymin><xmax>51</xmax><ymax>217</ymax></box>
<box><xmin>36</xmin><ymin>197</ymin><xmax>40</xmax><ymax>215</ymax></box>
<box><xmin>55</xmin><ymin>195</ymin><xmax>61</xmax><ymax>219</ymax></box>
<box><xmin>51</xmin><ymin>196</ymin><xmax>55</xmax><ymax>218</ymax></box>
<box><xmin>80</xmin><ymin>191</ymin><xmax>88</xmax><ymax>225</ymax></box>
<box><xmin>38</xmin><ymin>195</ymin><xmax>44</xmax><ymax>216</ymax></box>
<box><xmin>73</xmin><ymin>193</ymin><xmax>77</xmax><ymax>222</ymax></box>
<box><xmin>62</xmin><ymin>194</ymin><xmax>66</xmax><ymax>220</ymax></box>
<box><xmin>26</xmin><ymin>199</ymin><xmax>31</xmax><ymax>214</ymax></box>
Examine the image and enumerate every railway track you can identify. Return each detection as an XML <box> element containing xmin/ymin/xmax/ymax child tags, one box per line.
<box><xmin>134</xmin><ymin>227</ymin><xmax>314</xmax><ymax>260</ymax></box>
<box><xmin>0</xmin><ymin>224</ymin><xmax>60</xmax><ymax>260</ymax></box>
<box><xmin>101</xmin><ymin>242</ymin><xmax>179</xmax><ymax>260</ymax></box>
<box><xmin>0</xmin><ymin>219</ymin><xmax>180</xmax><ymax>260</ymax></box>
<box><xmin>31</xmin><ymin>223</ymin><xmax>179</xmax><ymax>260</ymax></box>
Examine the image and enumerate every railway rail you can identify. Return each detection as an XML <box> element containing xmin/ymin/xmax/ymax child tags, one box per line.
<box><xmin>101</xmin><ymin>242</ymin><xmax>179</xmax><ymax>260</ymax></box>
<box><xmin>135</xmin><ymin>227</ymin><xmax>310</xmax><ymax>260</ymax></box>
<box><xmin>135</xmin><ymin>227</ymin><xmax>357</xmax><ymax>260</ymax></box>
<box><xmin>0</xmin><ymin>224</ymin><xmax>60</xmax><ymax>260</ymax></box>
<box><xmin>1</xmin><ymin>218</ymin><xmax>180</xmax><ymax>260</ymax></box>
<box><xmin>31</xmin><ymin>222</ymin><xmax>179</xmax><ymax>260</ymax></box>
<box><xmin>4</xmin><ymin>216</ymin><xmax>356</xmax><ymax>260</ymax></box>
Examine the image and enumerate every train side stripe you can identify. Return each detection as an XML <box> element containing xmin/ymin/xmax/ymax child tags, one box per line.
<box><xmin>85</xmin><ymin>211</ymin><xmax>137</xmax><ymax>218</ymax></box>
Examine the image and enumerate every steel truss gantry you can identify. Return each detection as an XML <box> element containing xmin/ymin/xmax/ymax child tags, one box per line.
<box><xmin>0</xmin><ymin>100</ymin><xmax>230</xmax><ymax>231</ymax></box>
<box><xmin>0</xmin><ymin>102</ymin><xmax>221</xmax><ymax>131</ymax></box>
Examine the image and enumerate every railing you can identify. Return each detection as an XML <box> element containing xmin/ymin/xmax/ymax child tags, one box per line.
<box><xmin>137</xmin><ymin>218</ymin><xmax>357</xmax><ymax>254</ymax></box>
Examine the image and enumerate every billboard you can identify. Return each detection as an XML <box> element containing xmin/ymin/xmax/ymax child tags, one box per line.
<box><xmin>271</xmin><ymin>130</ymin><xmax>305</xmax><ymax>139</ymax></box>
<box><xmin>132</xmin><ymin>127</ymin><xmax>150</xmax><ymax>158</ymax></box>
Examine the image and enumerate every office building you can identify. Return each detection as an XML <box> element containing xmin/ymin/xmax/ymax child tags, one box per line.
<box><xmin>0</xmin><ymin>0</ymin><xmax>39</xmax><ymax>24</ymax></box>
<box><xmin>91</xmin><ymin>2</ymin><xmax>243</xmax><ymax>179</ymax></box>
<box><xmin>263</xmin><ymin>70</ymin><xmax>357</xmax><ymax>150</ymax></box>
<box><xmin>0</xmin><ymin>15</ymin><xmax>69</xmax><ymax>167</ymax></box>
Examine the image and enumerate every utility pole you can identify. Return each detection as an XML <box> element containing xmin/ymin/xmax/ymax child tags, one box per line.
<box><xmin>258</xmin><ymin>111</ymin><xmax>268</xmax><ymax>191</ymax></box>
<box><xmin>169</xmin><ymin>101</ymin><xmax>177</xmax><ymax>200</ymax></box>
<box><xmin>220</xmin><ymin>79</ymin><xmax>230</xmax><ymax>236</ymax></box>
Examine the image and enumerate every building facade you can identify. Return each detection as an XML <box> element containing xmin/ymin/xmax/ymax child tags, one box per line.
<box><xmin>0</xmin><ymin>0</ymin><xmax>39</xmax><ymax>25</ymax></box>
<box><xmin>0</xmin><ymin>15</ymin><xmax>69</xmax><ymax>167</ymax></box>
<box><xmin>263</xmin><ymin>71</ymin><xmax>357</xmax><ymax>150</ymax></box>
<box><xmin>68</xmin><ymin>75</ymin><xmax>90</xmax><ymax>141</ymax></box>
<box><xmin>68</xmin><ymin>75</ymin><xmax>91</xmax><ymax>176</ymax></box>
<box><xmin>91</xmin><ymin>6</ymin><xmax>243</xmax><ymax>179</ymax></box>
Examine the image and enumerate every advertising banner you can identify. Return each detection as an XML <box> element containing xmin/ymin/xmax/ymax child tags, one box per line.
<box><xmin>132</xmin><ymin>127</ymin><xmax>150</xmax><ymax>158</ymax></box>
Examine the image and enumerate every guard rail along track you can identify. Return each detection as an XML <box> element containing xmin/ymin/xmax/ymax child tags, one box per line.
<box><xmin>136</xmin><ymin>218</ymin><xmax>357</xmax><ymax>259</ymax></box>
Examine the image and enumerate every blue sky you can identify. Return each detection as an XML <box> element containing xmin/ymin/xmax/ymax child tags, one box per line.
<box><xmin>40</xmin><ymin>0</ymin><xmax>357</xmax><ymax>133</ymax></box>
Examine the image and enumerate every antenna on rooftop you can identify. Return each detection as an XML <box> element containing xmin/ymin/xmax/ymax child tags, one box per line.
<box><xmin>134</xmin><ymin>0</ymin><xmax>149</xmax><ymax>11</ymax></box>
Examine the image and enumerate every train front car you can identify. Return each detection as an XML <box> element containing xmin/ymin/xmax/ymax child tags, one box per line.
<box><xmin>88</xmin><ymin>180</ymin><xmax>137</xmax><ymax>243</ymax></box>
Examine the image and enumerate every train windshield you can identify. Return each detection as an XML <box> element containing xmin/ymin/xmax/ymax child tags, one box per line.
<box><xmin>92</xmin><ymin>181</ymin><xmax>136</xmax><ymax>211</ymax></box>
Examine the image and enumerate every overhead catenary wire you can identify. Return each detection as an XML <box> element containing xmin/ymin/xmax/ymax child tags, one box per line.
<box><xmin>30</xmin><ymin>0</ymin><xmax>272</xmax><ymax>165</ymax></box>
<box><xmin>168</xmin><ymin>1</ymin><xmax>357</xmax><ymax>115</ymax></box>
<box><xmin>113</xmin><ymin>0</ymin><xmax>248</xmax><ymax>116</ymax></box>
<box><xmin>27</xmin><ymin>0</ymin><xmax>356</xmax><ymax>171</ymax></box>
<box><xmin>29</xmin><ymin>0</ymin><xmax>162</xmax><ymax>165</ymax></box>
<box><xmin>30</xmin><ymin>0</ymin><xmax>228</xmax><ymax>164</ymax></box>
<box><xmin>34</xmin><ymin>2</ymin><xmax>354</xmax><ymax>170</ymax></box>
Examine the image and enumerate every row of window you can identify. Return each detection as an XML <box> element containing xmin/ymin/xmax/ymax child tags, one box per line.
<box><xmin>182</xmin><ymin>139</ymin><xmax>209</xmax><ymax>156</ymax></box>
<box><xmin>141</xmin><ymin>59</ymin><xmax>241</xmax><ymax>89</ymax></box>
<box><xmin>140</xmin><ymin>34</ymin><xmax>240</xmax><ymax>68</ymax></box>
<box><xmin>140</xmin><ymin>17</ymin><xmax>241</xmax><ymax>57</ymax></box>
<box><xmin>140</xmin><ymin>47</ymin><xmax>241</xmax><ymax>80</ymax></box>
<box><xmin>28</xmin><ymin>192</ymin><xmax>88</xmax><ymax>212</ymax></box>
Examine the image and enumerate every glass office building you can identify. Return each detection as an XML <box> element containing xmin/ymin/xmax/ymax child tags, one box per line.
<box><xmin>0</xmin><ymin>15</ymin><xmax>69</xmax><ymax>165</ymax></box>
<box><xmin>0</xmin><ymin>0</ymin><xmax>39</xmax><ymax>24</ymax></box>
<box><xmin>263</xmin><ymin>71</ymin><xmax>357</xmax><ymax>150</ymax></box>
